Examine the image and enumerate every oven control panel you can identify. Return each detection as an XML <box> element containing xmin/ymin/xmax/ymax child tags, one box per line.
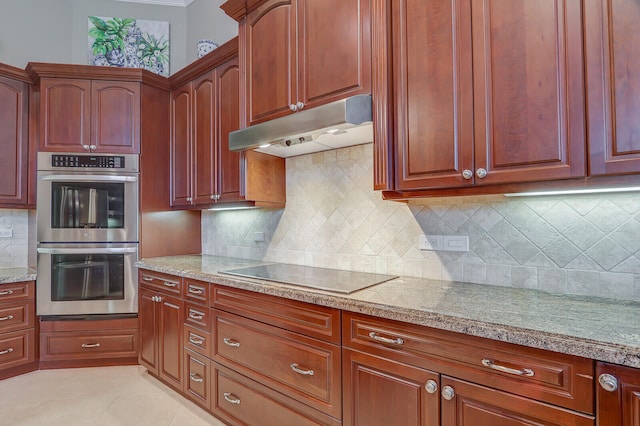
<box><xmin>51</xmin><ymin>155</ymin><xmax>126</xmax><ymax>169</ymax></box>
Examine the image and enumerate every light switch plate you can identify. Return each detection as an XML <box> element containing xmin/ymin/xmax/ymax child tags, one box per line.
<box><xmin>0</xmin><ymin>228</ymin><xmax>12</xmax><ymax>238</ymax></box>
<box><xmin>419</xmin><ymin>235</ymin><xmax>443</xmax><ymax>251</ymax></box>
<box><xmin>443</xmin><ymin>235</ymin><xmax>469</xmax><ymax>252</ymax></box>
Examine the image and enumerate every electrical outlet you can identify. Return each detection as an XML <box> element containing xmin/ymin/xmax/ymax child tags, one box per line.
<box><xmin>443</xmin><ymin>235</ymin><xmax>469</xmax><ymax>252</ymax></box>
<box><xmin>419</xmin><ymin>235</ymin><xmax>443</xmax><ymax>251</ymax></box>
<box><xmin>0</xmin><ymin>228</ymin><xmax>12</xmax><ymax>238</ymax></box>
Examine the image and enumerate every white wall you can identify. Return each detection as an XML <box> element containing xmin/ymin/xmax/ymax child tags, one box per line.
<box><xmin>186</xmin><ymin>0</ymin><xmax>238</xmax><ymax>63</ymax></box>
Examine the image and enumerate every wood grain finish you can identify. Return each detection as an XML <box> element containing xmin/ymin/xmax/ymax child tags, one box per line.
<box><xmin>183</xmin><ymin>323</ymin><xmax>211</xmax><ymax>358</ymax></box>
<box><xmin>192</xmin><ymin>71</ymin><xmax>217</xmax><ymax>205</ymax></box>
<box><xmin>183</xmin><ymin>348</ymin><xmax>212</xmax><ymax>410</ymax></box>
<box><xmin>243</xmin><ymin>150</ymin><xmax>286</xmax><ymax>207</ymax></box>
<box><xmin>184</xmin><ymin>302</ymin><xmax>211</xmax><ymax>331</ymax></box>
<box><xmin>0</xmin><ymin>301</ymin><xmax>34</xmax><ymax>334</ymax></box>
<box><xmin>0</xmin><ymin>329</ymin><xmax>36</xmax><ymax>371</ymax></box>
<box><xmin>139</xmin><ymin>270</ymin><xmax>183</xmax><ymax>296</ymax></box>
<box><xmin>0</xmin><ymin>281</ymin><xmax>34</xmax><ymax>302</ymax></box>
<box><xmin>0</xmin><ymin>281</ymin><xmax>35</xmax><ymax>378</ymax></box>
<box><xmin>170</xmin><ymin>81</ymin><xmax>193</xmax><ymax>207</ymax></box>
<box><xmin>139</xmin><ymin>287</ymin><xmax>159</xmax><ymax>375</ymax></box>
<box><xmin>182</xmin><ymin>279</ymin><xmax>210</xmax><ymax>306</ymax></box>
<box><xmin>585</xmin><ymin>0</ymin><xmax>640</xmax><ymax>176</ymax></box>
<box><xmin>596</xmin><ymin>362</ymin><xmax>640</xmax><ymax>426</ymax></box>
<box><xmin>158</xmin><ymin>293</ymin><xmax>183</xmax><ymax>390</ymax></box>
<box><xmin>91</xmin><ymin>81</ymin><xmax>140</xmax><ymax>153</ymax></box>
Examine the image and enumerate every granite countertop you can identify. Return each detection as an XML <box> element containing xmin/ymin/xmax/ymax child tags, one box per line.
<box><xmin>0</xmin><ymin>267</ymin><xmax>37</xmax><ymax>284</ymax></box>
<box><xmin>136</xmin><ymin>255</ymin><xmax>640</xmax><ymax>369</ymax></box>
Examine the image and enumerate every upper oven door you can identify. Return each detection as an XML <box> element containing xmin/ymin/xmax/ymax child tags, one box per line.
<box><xmin>37</xmin><ymin>171</ymin><xmax>139</xmax><ymax>243</ymax></box>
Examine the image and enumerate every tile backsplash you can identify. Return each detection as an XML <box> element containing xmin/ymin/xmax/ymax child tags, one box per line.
<box><xmin>0</xmin><ymin>209</ymin><xmax>31</xmax><ymax>268</ymax></box>
<box><xmin>202</xmin><ymin>143</ymin><xmax>640</xmax><ymax>301</ymax></box>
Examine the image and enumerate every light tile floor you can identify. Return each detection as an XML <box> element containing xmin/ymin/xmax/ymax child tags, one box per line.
<box><xmin>0</xmin><ymin>365</ymin><xmax>227</xmax><ymax>426</ymax></box>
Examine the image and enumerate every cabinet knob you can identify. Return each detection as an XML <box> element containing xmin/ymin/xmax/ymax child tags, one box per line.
<box><xmin>598</xmin><ymin>373</ymin><xmax>619</xmax><ymax>392</ymax></box>
<box><xmin>441</xmin><ymin>385</ymin><xmax>455</xmax><ymax>401</ymax></box>
<box><xmin>462</xmin><ymin>169</ymin><xmax>473</xmax><ymax>180</ymax></box>
<box><xmin>186</xmin><ymin>197</ymin><xmax>192</xmax><ymax>203</ymax></box>
<box><xmin>296</xmin><ymin>101</ymin><xmax>305</xmax><ymax>111</ymax></box>
<box><xmin>89</xmin><ymin>145</ymin><xmax>97</xmax><ymax>150</ymax></box>
<box><xmin>425</xmin><ymin>380</ymin><xmax>438</xmax><ymax>394</ymax></box>
<box><xmin>289</xmin><ymin>104</ymin><xmax>298</xmax><ymax>112</ymax></box>
<box><xmin>476</xmin><ymin>168</ymin><xmax>488</xmax><ymax>178</ymax></box>
<box><xmin>210</xmin><ymin>194</ymin><xmax>220</xmax><ymax>201</ymax></box>
<box><xmin>82</xmin><ymin>145</ymin><xmax>90</xmax><ymax>151</ymax></box>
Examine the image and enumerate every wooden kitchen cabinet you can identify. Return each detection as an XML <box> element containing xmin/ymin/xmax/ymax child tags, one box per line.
<box><xmin>0</xmin><ymin>65</ymin><xmax>30</xmax><ymax>207</ymax></box>
<box><xmin>138</xmin><ymin>271</ymin><xmax>184</xmax><ymax>391</ymax></box>
<box><xmin>0</xmin><ymin>281</ymin><xmax>36</xmax><ymax>380</ymax></box>
<box><xmin>375</xmin><ymin>0</ymin><xmax>585</xmax><ymax>193</ymax></box>
<box><xmin>224</xmin><ymin>0</ymin><xmax>371</xmax><ymax>127</ymax></box>
<box><xmin>38</xmin><ymin>77</ymin><xmax>140</xmax><ymax>153</ymax></box>
<box><xmin>584</xmin><ymin>0</ymin><xmax>640</xmax><ymax>176</ymax></box>
<box><xmin>596</xmin><ymin>362</ymin><xmax>640</xmax><ymax>426</ymax></box>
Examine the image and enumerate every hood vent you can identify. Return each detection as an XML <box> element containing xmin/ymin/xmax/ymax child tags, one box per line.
<box><xmin>229</xmin><ymin>95</ymin><xmax>373</xmax><ymax>158</ymax></box>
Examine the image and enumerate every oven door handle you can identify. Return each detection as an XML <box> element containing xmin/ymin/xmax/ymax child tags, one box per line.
<box><xmin>39</xmin><ymin>175</ymin><xmax>137</xmax><ymax>182</ymax></box>
<box><xmin>37</xmin><ymin>247</ymin><xmax>138</xmax><ymax>255</ymax></box>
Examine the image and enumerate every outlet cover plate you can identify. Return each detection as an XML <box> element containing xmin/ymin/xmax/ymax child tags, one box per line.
<box><xmin>419</xmin><ymin>235</ymin><xmax>443</xmax><ymax>251</ymax></box>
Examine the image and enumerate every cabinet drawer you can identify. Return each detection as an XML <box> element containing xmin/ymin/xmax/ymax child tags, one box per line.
<box><xmin>213</xmin><ymin>362</ymin><xmax>341</xmax><ymax>426</ymax></box>
<box><xmin>0</xmin><ymin>300</ymin><xmax>34</xmax><ymax>333</ymax></box>
<box><xmin>214</xmin><ymin>311</ymin><xmax>342</xmax><ymax>418</ymax></box>
<box><xmin>183</xmin><ymin>349</ymin><xmax>211</xmax><ymax>411</ymax></box>
<box><xmin>0</xmin><ymin>281</ymin><xmax>34</xmax><ymax>302</ymax></box>
<box><xmin>0</xmin><ymin>329</ymin><xmax>36</xmax><ymax>369</ymax></box>
<box><xmin>343</xmin><ymin>312</ymin><xmax>594</xmax><ymax>414</ymax></box>
<box><xmin>213</xmin><ymin>286</ymin><xmax>340</xmax><ymax>344</ymax></box>
<box><xmin>183</xmin><ymin>324</ymin><xmax>211</xmax><ymax>357</ymax></box>
<box><xmin>184</xmin><ymin>302</ymin><xmax>211</xmax><ymax>331</ymax></box>
<box><xmin>40</xmin><ymin>329</ymin><xmax>138</xmax><ymax>361</ymax></box>
<box><xmin>183</xmin><ymin>279</ymin><xmax>210</xmax><ymax>305</ymax></box>
<box><xmin>139</xmin><ymin>270</ymin><xmax>182</xmax><ymax>295</ymax></box>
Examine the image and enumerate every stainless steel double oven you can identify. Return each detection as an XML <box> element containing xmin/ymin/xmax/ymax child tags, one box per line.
<box><xmin>36</xmin><ymin>152</ymin><xmax>139</xmax><ymax>316</ymax></box>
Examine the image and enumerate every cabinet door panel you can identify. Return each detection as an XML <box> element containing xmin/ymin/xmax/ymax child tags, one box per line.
<box><xmin>596</xmin><ymin>362</ymin><xmax>640</xmax><ymax>426</ymax></box>
<box><xmin>192</xmin><ymin>72</ymin><xmax>216</xmax><ymax>205</ymax></box>
<box><xmin>472</xmin><ymin>0</ymin><xmax>585</xmax><ymax>185</ymax></box>
<box><xmin>216</xmin><ymin>57</ymin><xmax>241</xmax><ymax>202</ymax></box>
<box><xmin>91</xmin><ymin>81</ymin><xmax>140</xmax><ymax>153</ymax></box>
<box><xmin>158</xmin><ymin>294</ymin><xmax>183</xmax><ymax>390</ymax></box>
<box><xmin>394</xmin><ymin>0</ymin><xmax>474</xmax><ymax>190</ymax></box>
<box><xmin>298</xmin><ymin>0</ymin><xmax>371</xmax><ymax>107</ymax></box>
<box><xmin>40</xmin><ymin>78</ymin><xmax>91</xmax><ymax>151</ymax></box>
<box><xmin>170</xmin><ymin>83</ymin><xmax>192</xmax><ymax>207</ymax></box>
<box><xmin>585</xmin><ymin>0</ymin><xmax>640</xmax><ymax>175</ymax></box>
<box><xmin>0</xmin><ymin>77</ymin><xmax>28</xmax><ymax>205</ymax></box>
<box><xmin>138</xmin><ymin>288</ymin><xmax>158</xmax><ymax>375</ymax></box>
<box><xmin>245</xmin><ymin>0</ymin><xmax>297</xmax><ymax>125</ymax></box>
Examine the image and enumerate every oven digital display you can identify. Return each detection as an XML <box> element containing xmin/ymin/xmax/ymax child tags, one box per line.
<box><xmin>51</xmin><ymin>155</ymin><xmax>125</xmax><ymax>168</ymax></box>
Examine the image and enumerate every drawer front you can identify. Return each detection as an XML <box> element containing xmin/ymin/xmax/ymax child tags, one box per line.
<box><xmin>139</xmin><ymin>270</ymin><xmax>182</xmax><ymax>295</ymax></box>
<box><xmin>183</xmin><ymin>279</ymin><xmax>210</xmax><ymax>305</ymax></box>
<box><xmin>183</xmin><ymin>324</ymin><xmax>211</xmax><ymax>357</ymax></box>
<box><xmin>184</xmin><ymin>302</ymin><xmax>211</xmax><ymax>331</ymax></box>
<box><xmin>213</xmin><ymin>362</ymin><xmax>342</xmax><ymax>426</ymax></box>
<box><xmin>213</xmin><ymin>286</ymin><xmax>340</xmax><ymax>344</ymax></box>
<box><xmin>344</xmin><ymin>312</ymin><xmax>594</xmax><ymax>414</ymax></box>
<box><xmin>0</xmin><ymin>301</ymin><xmax>34</xmax><ymax>333</ymax></box>
<box><xmin>0</xmin><ymin>329</ymin><xmax>36</xmax><ymax>369</ymax></box>
<box><xmin>0</xmin><ymin>281</ymin><xmax>35</xmax><ymax>303</ymax></box>
<box><xmin>183</xmin><ymin>349</ymin><xmax>211</xmax><ymax>411</ymax></box>
<box><xmin>214</xmin><ymin>311</ymin><xmax>341</xmax><ymax>418</ymax></box>
<box><xmin>40</xmin><ymin>330</ymin><xmax>138</xmax><ymax>361</ymax></box>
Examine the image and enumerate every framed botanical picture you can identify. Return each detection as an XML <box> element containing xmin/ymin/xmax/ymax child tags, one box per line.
<box><xmin>88</xmin><ymin>16</ymin><xmax>170</xmax><ymax>77</ymax></box>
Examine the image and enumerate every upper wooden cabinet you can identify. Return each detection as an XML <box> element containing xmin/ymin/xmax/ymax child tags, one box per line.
<box><xmin>0</xmin><ymin>66</ymin><xmax>29</xmax><ymax>207</ymax></box>
<box><xmin>38</xmin><ymin>78</ymin><xmax>140</xmax><ymax>153</ymax></box>
<box><xmin>224</xmin><ymin>0</ymin><xmax>371</xmax><ymax>127</ymax></box>
<box><xmin>584</xmin><ymin>0</ymin><xmax>640</xmax><ymax>176</ymax></box>
<box><xmin>375</xmin><ymin>0</ymin><xmax>586</xmax><ymax>192</ymax></box>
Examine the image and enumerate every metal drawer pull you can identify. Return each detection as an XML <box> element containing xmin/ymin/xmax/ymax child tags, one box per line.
<box><xmin>223</xmin><ymin>337</ymin><xmax>240</xmax><ymax>348</ymax></box>
<box><xmin>189</xmin><ymin>334</ymin><xmax>204</xmax><ymax>346</ymax></box>
<box><xmin>369</xmin><ymin>332</ymin><xmax>404</xmax><ymax>345</ymax></box>
<box><xmin>0</xmin><ymin>290</ymin><xmax>14</xmax><ymax>296</ymax></box>
<box><xmin>81</xmin><ymin>343</ymin><xmax>101</xmax><ymax>349</ymax></box>
<box><xmin>142</xmin><ymin>276</ymin><xmax>154</xmax><ymax>282</ymax></box>
<box><xmin>188</xmin><ymin>310</ymin><xmax>204</xmax><ymax>320</ymax></box>
<box><xmin>0</xmin><ymin>348</ymin><xmax>14</xmax><ymax>355</ymax></box>
<box><xmin>481</xmin><ymin>359</ymin><xmax>534</xmax><ymax>377</ymax></box>
<box><xmin>189</xmin><ymin>373</ymin><xmax>204</xmax><ymax>383</ymax></box>
<box><xmin>290</xmin><ymin>363</ymin><xmax>314</xmax><ymax>376</ymax></box>
<box><xmin>188</xmin><ymin>286</ymin><xmax>204</xmax><ymax>295</ymax></box>
<box><xmin>223</xmin><ymin>392</ymin><xmax>241</xmax><ymax>404</ymax></box>
<box><xmin>163</xmin><ymin>281</ymin><xmax>178</xmax><ymax>288</ymax></box>
<box><xmin>0</xmin><ymin>315</ymin><xmax>14</xmax><ymax>321</ymax></box>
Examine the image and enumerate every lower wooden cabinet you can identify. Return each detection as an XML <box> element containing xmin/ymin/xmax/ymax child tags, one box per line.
<box><xmin>0</xmin><ymin>281</ymin><xmax>36</xmax><ymax>379</ymax></box>
<box><xmin>183</xmin><ymin>348</ymin><xmax>211</xmax><ymax>410</ymax></box>
<box><xmin>596</xmin><ymin>362</ymin><xmax>640</xmax><ymax>426</ymax></box>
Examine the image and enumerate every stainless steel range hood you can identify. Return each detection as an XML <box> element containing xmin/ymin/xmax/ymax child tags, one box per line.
<box><xmin>229</xmin><ymin>95</ymin><xmax>373</xmax><ymax>158</ymax></box>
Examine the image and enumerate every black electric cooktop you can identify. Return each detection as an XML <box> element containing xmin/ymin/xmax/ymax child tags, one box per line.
<box><xmin>220</xmin><ymin>263</ymin><xmax>398</xmax><ymax>294</ymax></box>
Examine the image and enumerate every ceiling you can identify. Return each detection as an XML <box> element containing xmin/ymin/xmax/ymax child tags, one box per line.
<box><xmin>112</xmin><ymin>0</ymin><xmax>195</xmax><ymax>7</ymax></box>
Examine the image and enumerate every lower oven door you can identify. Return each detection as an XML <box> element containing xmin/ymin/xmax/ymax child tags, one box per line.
<box><xmin>36</xmin><ymin>243</ymin><xmax>138</xmax><ymax>316</ymax></box>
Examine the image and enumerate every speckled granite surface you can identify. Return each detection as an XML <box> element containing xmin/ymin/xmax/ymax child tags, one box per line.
<box><xmin>0</xmin><ymin>267</ymin><xmax>36</xmax><ymax>284</ymax></box>
<box><xmin>136</xmin><ymin>255</ymin><xmax>640</xmax><ymax>368</ymax></box>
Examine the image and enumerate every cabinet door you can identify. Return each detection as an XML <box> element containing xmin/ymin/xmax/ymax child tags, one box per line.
<box><xmin>392</xmin><ymin>0</ymin><xmax>474</xmax><ymax>190</ymax></box>
<box><xmin>343</xmin><ymin>349</ymin><xmax>439</xmax><ymax>426</ymax></box>
<box><xmin>596</xmin><ymin>362</ymin><xmax>640</xmax><ymax>426</ymax></box>
<box><xmin>244</xmin><ymin>0</ymin><xmax>297</xmax><ymax>126</ymax></box>
<box><xmin>297</xmin><ymin>0</ymin><xmax>371</xmax><ymax>109</ymax></box>
<box><xmin>91</xmin><ymin>81</ymin><xmax>140</xmax><ymax>153</ymax></box>
<box><xmin>158</xmin><ymin>293</ymin><xmax>183</xmax><ymax>390</ymax></box>
<box><xmin>192</xmin><ymin>71</ymin><xmax>216</xmax><ymax>206</ymax></box>
<box><xmin>440</xmin><ymin>376</ymin><xmax>594</xmax><ymax>426</ymax></box>
<box><xmin>170</xmin><ymin>82</ymin><xmax>192</xmax><ymax>207</ymax></box>
<box><xmin>585</xmin><ymin>0</ymin><xmax>640</xmax><ymax>176</ymax></box>
<box><xmin>138</xmin><ymin>288</ymin><xmax>158</xmax><ymax>375</ymax></box>
<box><xmin>0</xmin><ymin>76</ymin><xmax>28</xmax><ymax>205</ymax></box>
<box><xmin>40</xmin><ymin>78</ymin><xmax>91</xmax><ymax>152</ymax></box>
<box><xmin>216</xmin><ymin>56</ymin><xmax>241</xmax><ymax>202</ymax></box>
<box><xmin>471</xmin><ymin>0</ymin><xmax>585</xmax><ymax>185</ymax></box>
